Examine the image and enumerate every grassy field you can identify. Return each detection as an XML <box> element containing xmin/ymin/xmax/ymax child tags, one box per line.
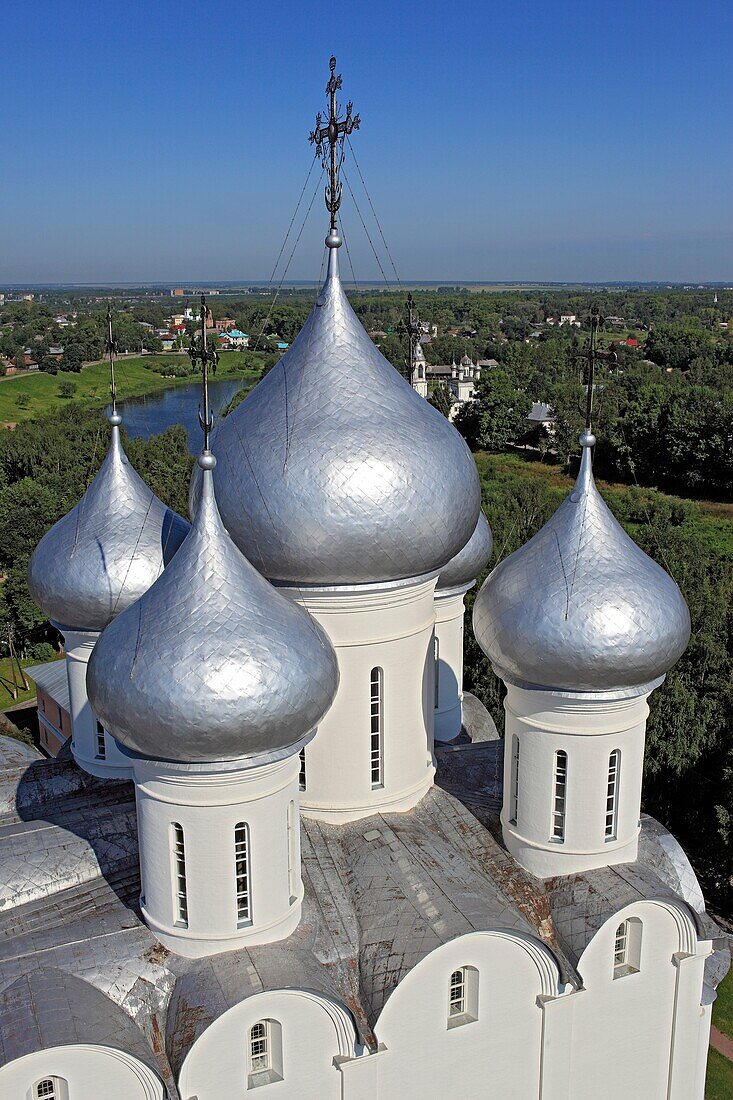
<box><xmin>0</xmin><ymin>352</ymin><xmax>259</xmax><ymax>424</ymax></box>
<box><xmin>0</xmin><ymin>655</ymin><xmax>60</xmax><ymax>710</ymax></box>
<box><xmin>474</xmin><ymin>451</ymin><xmax>733</xmax><ymax>559</ymax></box>
<box><xmin>713</xmin><ymin>965</ymin><xmax>733</xmax><ymax>1040</ymax></box>
<box><xmin>706</xmin><ymin>1047</ymin><xmax>733</xmax><ymax>1098</ymax></box>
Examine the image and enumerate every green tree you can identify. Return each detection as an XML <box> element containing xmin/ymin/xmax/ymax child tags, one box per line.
<box><xmin>454</xmin><ymin>370</ymin><xmax>531</xmax><ymax>451</ymax></box>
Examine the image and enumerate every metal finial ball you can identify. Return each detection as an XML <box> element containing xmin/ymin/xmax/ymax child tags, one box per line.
<box><xmin>108</xmin><ymin>411</ymin><xmax>122</xmax><ymax>427</ymax></box>
<box><xmin>198</xmin><ymin>451</ymin><xmax>217</xmax><ymax>471</ymax></box>
<box><xmin>325</xmin><ymin>230</ymin><xmax>342</xmax><ymax>248</ymax></box>
<box><xmin>579</xmin><ymin>430</ymin><xmax>596</xmax><ymax>448</ymax></box>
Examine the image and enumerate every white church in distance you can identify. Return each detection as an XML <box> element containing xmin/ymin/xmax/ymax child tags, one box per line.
<box><xmin>2</xmin><ymin>58</ymin><xmax>729</xmax><ymax>1100</ymax></box>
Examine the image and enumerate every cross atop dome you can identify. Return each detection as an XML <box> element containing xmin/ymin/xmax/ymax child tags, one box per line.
<box><xmin>309</xmin><ymin>55</ymin><xmax>360</xmax><ymax>240</ymax></box>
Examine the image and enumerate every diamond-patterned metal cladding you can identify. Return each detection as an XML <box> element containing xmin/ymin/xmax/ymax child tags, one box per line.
<box><xmin>87</xmin><ymin>467</ymin><xmax>340</xmax><ymax>763</ymax></box>
<box><xmin>193</xmin><ymin>245</ymin><xmax>481</xmax><ymax>584</ymax></box>
<box><xmin>472</xmin><ymin>444</ymin><xmax>691</xmax><ymax>692</ymax></box>
<box><xmin>27</xmin><ymin>423</ymin><xmax>190</xmax><ymax>632</ymax></box>
<box><xmin>437</xmin><ymin>511</ymin><xmax>493</xmax><ymax>591</ymax></box>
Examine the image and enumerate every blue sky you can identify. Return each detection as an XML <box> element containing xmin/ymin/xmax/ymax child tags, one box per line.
<box><xmin>2</xmin><ymin>0</ymin><xmax>731</xmax><ymax>283</ymax></box>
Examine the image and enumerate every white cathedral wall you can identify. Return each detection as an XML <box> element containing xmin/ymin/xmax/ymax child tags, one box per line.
<box><xmin>134</xmin><ymin>753</ymin><xmax>303</xmax><ymax>958</ymax></box>
<box><xmin>0</xmin><ymin>1045</ymin><xmax>165</xmax><ymax>1100</ymax></box>
<box><xmin>371</xmin><ymin>931</ymin><xmax>559</xmax><ymax>1100</ymax></box>
<box><xmin>282</xmin><ymin>576</ymin><xmax>437</xmax><ymax>823</ymax></box>
<box><xmin>502</xmin><ymin>683</ymin><xmax>649</xmax><ymax>878</ymax></box>
<box><xmin>65</xmin><ymin>628</ymin><xmax>132</xmax><ymax>779</ymax></box>
<box><xmin>433</xmin><ymin>586</ymin><xmax>469</xmax><ymax>743</ymax></box>
<box><xmin>567</xmin><ymin>900</ymin><xmax>708</xmax><ymax>1100</ymax></box>
<box><xmin>178</xmin><ymin>988</ymin><xmax>358</xmax><ymax>1100</ymax></box>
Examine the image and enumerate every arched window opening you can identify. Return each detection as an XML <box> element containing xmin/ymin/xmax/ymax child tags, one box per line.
<box><xmin>287</xmin><ymin>801</ymin><xmax>298</xmax><ymax>904</ymax></box>
<box><xmin>298</xmin><ymin>747</ymin><xmax>306</xmax><ymax>791</ymax></box>
<box><xmin>551</xmin><ymin>750</ymin><xmax>567</xmax><ymax>843</ymax></box>
<box><xmin>248</xmin><ymin>1019</ymin><xmax>283</xmax><ymax>1088</ymax></box>
<box><xmin>35</xmin><ymin>1079</ymin><xmax>65</xmax><ymax>1100</ymax></box>
<box><xmin>447</xmin><ymin>966</ymin><xmax>479</xmax><ymax>1028</ymax></box>
<box><xmin>614</xmin><ymin>917</ymin><xmax>642</xmax><ymax>978</ymax></box>
<box><xmin>370</xmin><ymin>667</ymin><xmax>383</xmax><ymax>789</ymax></box>
<box><xmin>509</xmin><ymin>735</ymin><xmax>520</xmax><ymax>826</ymax></box>
<box><xmin>235</xmin><ymin>822</ymin><xmax>251</xmax><ymax>925</ymax></box>
<box><xmin>605</xmin><ymin>750</ymin><xmax>621</xmax><ymax>841</ymax></box>
<box><xmin>172</xmin><ymin>822</ymin><xmax>188</xmax><ymax>926</ymax></box>
<box><xmin>96</xmin><ymin>720</ymin><xmax>106</xmax><ymax>760</ymax></box>
<box><xmin>433</xmin><ymin>635</ymin><xmax>440</xmax><ymax>709</ymax></box>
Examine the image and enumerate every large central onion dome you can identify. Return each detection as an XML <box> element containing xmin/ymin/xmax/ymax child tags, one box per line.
<box><xmin>200</xmin><ymin>244</ymin><xmax>481</xmax><ymax>585</ymax></box>
<box><xmin>473</xmin><ymin>433</ymin><xmax>691</xmax><ymax>693</ymax></box>
<box><xmin>437</xmin><ymin>511</ymin><xmax>493</xmax><ymax>592</ymax></box>
<box><xmin>87</xmin><ymin>457</ymin><xmax>339</xmax><ymax>763</ymax></box>
<box><xmin>28</xmin><ymin>415</ymin><xmax>189</xmax><ymax>632</ymax></box>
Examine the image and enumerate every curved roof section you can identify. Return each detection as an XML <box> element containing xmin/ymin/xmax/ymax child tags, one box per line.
<box><xmin>87</xmin><ymin>464</ymin><xmax>339</xmax><ymax>763</ymax></box>
<box><xmin>27</xmin><ymin>422</ymin><xmax>189</xmax><ymax>632</ymax></box>
<box><xmin>199</xmin><ymin>245</ymin><xmax>481</xmax><ymax>585</ymax></box>
<box><xmin>437</xmin><ymin>511</ymin><xmax>493</xmax><ymax>591</ymax></box>
<box><xmin>472</xmin><ymin>439</ymin><xmax>690</xmax><ymax>692</ymax></box>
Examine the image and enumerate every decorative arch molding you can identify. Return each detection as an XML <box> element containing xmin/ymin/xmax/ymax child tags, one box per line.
<box><xmin>1</xmin><ymin>1045</ymin><xmax>165</xmax><ymax>1100</ymax></box>
<box><xmin>375</xmin><ymin>926</ymin><xmax>564</xmax><ymax>1031</ymax></box>
<box><xmin>583</xmin><ymin>896</ymin><xmax>700</xmax><ymax>966</ymax></box>
<box><xmin>179</xmin><ymin>985</ymin><xmax>359</xmax><ymax>1085</ymax></box>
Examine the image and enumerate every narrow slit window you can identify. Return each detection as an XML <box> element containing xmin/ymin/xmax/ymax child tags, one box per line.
<box><xmin>370</xmin><ymin>667</ymin><xmax>383</xmax><ymax>788</ymax></box>
<box><xmin>96</xmin><ymin>720</ymin><xmax>106</xmax><ymax>760</ymax></box>
<box><xmin>172</xmin><ymin>822</ymin><xmax>188</xmax><ymax>925</ymax></box>
<box><xmin>449</xmin><ymin>968</ymin><xmax>466</xmax><ymax>1017</ymax></box>
<box><xmin>298</xmin><ymin>747</ymin><xmax>306</xmax><ymax>791</ymax></box>
<box><xmin>614</xmin><ymin>917</ymin><xmax>642</xmax><ymax>977</ymax></box>
<box><xmin>235</xmin><ymin>822</ymin><xmax>251</xmax><ymax>923</ymax></box>
<box><xmin>605</xmin><ymin>750</ymin><xmax>620</xmax><ymax>841</ymax></box>
<box><xmin>434</xmin><ymin>635</ymin><xmax>440</xmax><ymax>709</ymax></box>
<box><xmin>510</xmin><ymin>735</ymin><xmax>520</xmax><ymax>825</ymax></box>
<box><xmin>249</xmin><ymin>1020</ymin><xmax>270</xmax><ymax>1074</ymax></box>
<box><xmin>287</xmin><ymin>801</ymin><xmax>297</xmax><ymax>904</ymax></box>
<box><xmin>551</xmin><ymin>751</ymin><xmax>567</xmax><ymax>842</ymax></box>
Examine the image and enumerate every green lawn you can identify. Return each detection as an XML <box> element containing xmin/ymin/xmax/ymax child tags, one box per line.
<box><xmin>474</xmin><ymin>451</ymin><xmax>733</xmax><ymax>559</ymax></box>
<box><xmin>706</xmin><ymin>1047</ymin><xmax>733</xmax><ymax>1099</ymax></box>
<box><xmin>0</xmin><ymin>352</ymin><xmax>260</xmax><ymax>423</ymax></box>
<box><xmin>0</xmin><ymin>655</ymin><xmax>61</xmax><ymax>710</ymax></box>
<box><xmin>713</xmin><ymin>964</ymin><xmax>733</xmax><ymax>1041</ymax></box>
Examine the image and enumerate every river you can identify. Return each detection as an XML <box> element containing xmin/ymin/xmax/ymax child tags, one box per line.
<box><xmin>112</xmin><ymin>378</ymin><xmax>247</xmax><ymax>452</ymax></box>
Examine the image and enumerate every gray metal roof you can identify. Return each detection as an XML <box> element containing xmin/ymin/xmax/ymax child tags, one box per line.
<box><xmin>88</xmin><ymin>466</ymin><xmax>339</xmax><ymax>764</ymax></box>
<box><xmin>437</xmin><ymin>511</ymin><xmax>493</xmax><ymax>591</ymax></box>
<box><xmin>0</xmin><ymin>744</ymin><xmax>725</xmax><ymax>1090</ymax></box>
<box><xmin>197</xmin><ymin>245</ymin><xmax>481</xmax><ymax>585</ymax></box>
<box><xmin>473</xmin><ymin>439</ymin><xmax>691</xmax><ymax>692</ymax></box>
<box><xmin>0</xmin><ymin>734</ymin><xmax>44</xmax><ymax>770</ymax></box>
<box><xmin>25</xmin><ymin>659</ymin><xmax>70</xmax><ymax>714</ymax></box>
<box><xmin>27</xmin><ymin>420</ymin><xmax>189</xmax><ymax>632</ymax></box>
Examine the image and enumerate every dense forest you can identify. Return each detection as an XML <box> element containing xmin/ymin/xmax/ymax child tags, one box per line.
<box><xmin>0</xmin><ymin>284</ymin><xmax>731</xmax><ymax>915</ymax></box>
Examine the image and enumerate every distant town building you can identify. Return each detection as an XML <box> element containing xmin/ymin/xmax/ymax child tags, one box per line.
<box><xmin>25</xmin><ymin>659</ymin><xmax>72</xmax><ymax>757</ymax></box>
<box><xmin>170</xmin><ymin>288</ymin><xmax>185</xmax><ymax>296</ymax></box>
<box><xmin>559</xmin><ymin>313</ymin><xmax>579</xmax><ymax>326</ymax></box>
<box><xmin>220</xmin><ymin>329</ymin><xmax>249</xmax><ymax>348</ymax></box>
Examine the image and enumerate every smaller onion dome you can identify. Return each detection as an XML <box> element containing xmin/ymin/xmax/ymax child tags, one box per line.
<box><xmin>87</xmin><ymin>457</ymin><xmax>340</xmax><ymax>763</ymax></box>
<box><xmin>28</xmin><ymin>416</ymin><xmax>189</xmax><ymax>632</ymax></box>
<box><xmin>473</xmin><ymin>434</ymin><xmax>691</xmax><ymax>693</ymax></box>
<box><xmin>437</xmin><ymin>512</ymin><xmax>493</xmax><ymax>591</ymax></box>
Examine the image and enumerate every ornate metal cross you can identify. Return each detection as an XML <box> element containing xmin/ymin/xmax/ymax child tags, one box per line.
<box><xmin>576</xmin><ymin>308</ymin><xmax>617</xmax><ymax>433</ymax></box>
<box><xmin>309</xmin><ymin>55</ymin><xmax>360</xmax><ymax>233</ymax></box>
<box><xmin>188</xmin><ymin>294</ymin><xmax>219</xmax><ymax>452</ymax></box>
<box><xmin>105</xmin><ymin>306</ymin><xmax>119</xmax><ymax>413</ymax></box>
<box><xmin>406</xmin><ymin>293</ymin><xmax>421</xmax><ymax>377</ymax></box>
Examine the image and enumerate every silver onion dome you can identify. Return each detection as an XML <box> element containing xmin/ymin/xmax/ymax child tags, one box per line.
<box><xmin>472</xmin><ymin>434</ymin><xmax>691</xmax><ymax>692</ymax></box>
<box><xmin>87</xmin><ymin>458</ymin><xmax>340</xmax><ymax>763</ymax></box>
<box><xmin>195</xmin><ymin>244</ymin><xmax>481</xmax><ymax>584</ymax></box>
<box><xmin>437</xmin><ymin>511</ymin><xmax>493</xmax><ymax>591</ymax></box>
<box><xmin>28</xmin><ymin>418</ymin><xmax>189</xmax><ymax>632</ymax></box>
